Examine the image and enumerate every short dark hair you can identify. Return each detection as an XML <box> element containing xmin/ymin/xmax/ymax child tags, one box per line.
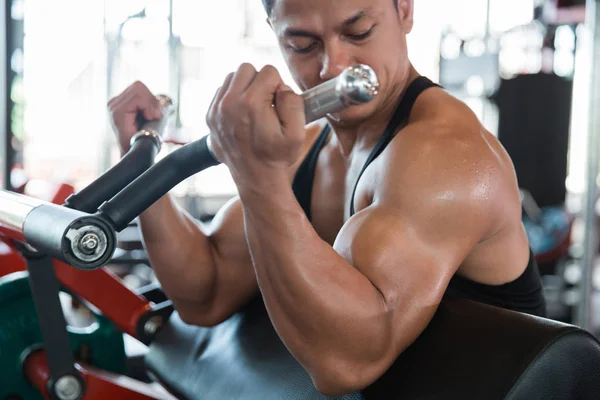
<box><xmin>262</xmin><ymin>0</ymin><xmax>275</xmax><ymax>17</ymax></box>
<box><xmin>261</xmin><ymin>0</ymin><xmax>399</xmax><ymax>17</ymax></box>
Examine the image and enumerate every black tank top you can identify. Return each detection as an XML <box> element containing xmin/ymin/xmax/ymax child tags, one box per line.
<box><xmin>291</xmin><ymin>76</ymin><xmax>547</xmax><ymax>318</ymax></box>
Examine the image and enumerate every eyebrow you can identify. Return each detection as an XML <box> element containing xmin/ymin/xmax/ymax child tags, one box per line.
<box><xmin>344</xmin><ymin>10</ymin><xmax>367</xmax><ymax>26</ymax></box>
<box><xmin>283</xmin><ymin>9</ymin><xmax>371</xmax><ymax>38</ymax></box>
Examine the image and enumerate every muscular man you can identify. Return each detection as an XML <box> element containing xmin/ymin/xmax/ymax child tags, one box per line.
<box><xmin>109</xmin><ymin>0</ymin><xmax>546</xmax><ymax>395</ymax></box>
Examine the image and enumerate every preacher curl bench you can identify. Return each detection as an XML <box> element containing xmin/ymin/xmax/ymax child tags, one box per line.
<box><xmin>1</xmin><ymin>72</ymin><xmax>600</xmax><ymax>399</ymax></box>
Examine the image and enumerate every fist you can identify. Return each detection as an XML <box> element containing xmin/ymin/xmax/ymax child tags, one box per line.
<box><xmin>206</xmin><ymin>64</ymin><xmax>306</xmax><ymax>176</ymax></box>
<box><xmin>108</xmin><ymin>81</ymin><xmax>163</xmax><ymax>155</ymax></box>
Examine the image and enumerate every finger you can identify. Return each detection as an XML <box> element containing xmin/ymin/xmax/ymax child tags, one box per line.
<box><xmin>108</xmin><ymin>84</ymin><xmax>137</xmax><ymax>111</ymax></box>
<box><xmin>107</xmin><ymin>82</ymin><xmax>139</xmax><ymax>108</ymax></box>
<box><xmin>210</xmin><ymin>73</ymin><xmax>235</xmax><ymax>113</ymax></box>
<box><xmin>207</xmin><ymin>72</ymin><xmax>235</xmax><ymax>127</ymax></box>
<box><xmin>112</xmin><ymin>81</ymin><xmax>160</xmax><ymax>121</ymax></box>
<box><xmin>274</xmin><ymin>84</ymin><xmax>306</xmax><ymax>136</ymax></box>
<box><xmin>129</xmin><ymin>83</ymin><xmax>161</xmax><ymax>121</ymax></box>
<box><xmin>110</xmin><ymin>81</ymin><xmax>152</xmax><ymax>111</ymax></box>
<box><xmin>110</xmin><ymin>96</ymin><xmax>159</xmax><ymax>128</ymax></box>
<box><xmin>247</xmin><ymin>65</ymin><xmax>284</xmax><ymax>105</ymax></box>
<box><xmin>227</xmin><ymin>63</ymin><xmax>258</xmax><ymax>96</ymax></box>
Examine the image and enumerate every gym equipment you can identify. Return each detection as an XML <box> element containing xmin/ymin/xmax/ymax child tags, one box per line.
<box><xmin>302</xmin><ymin>64</ymin><xmax>379</xmax><ymax>122</ymax></box>
<box><xmin>0</xmin><ymin>183</ymin><xmax>136</xmax><ymax>399</ymax></box>
<box><xmin>2</xmin><ymin>62</ymin><xmax>600</xmax><ymax>399</ymax></box>
<box><xmin>0</xmin><ymin>272</ymin><xmax>126</xmax><ymax>400</ymax></box>
<box><xmin>521</xmin><ymin>189</ymin><xmax>574</xmax><ymax>322</ymax></box>
<box><xmin>146</xmin><ymin>296</ymin><xmax>600</xmax><ymax>400</ymax></box>
<box><xmin>0</xmin><ymin>65</ymin><xmax>379</xmax><ymax>399</ymax></box>
<box><xmin>521</xmin><ymin>189</ymin><xmax>573</xmax><ymax>266</ymax></box>
<box><xmin>98</xmin><ymin>64</ymin><xmax>379</xmax><ymax>233</ymax></box>
<box><xmin>578</xmin><ymin>0</ymin><xmax>600</xmax><ymax>331</ymax></box>
<box><xmin>493</xmin><ymin>73</ymin><xmax>573</xmax><ymax>208</ymax></box>
<box><xmin>206</xmin><ymin>63</ymin><xmax>380</xmax><ymax>163</ymax></box>
<box><xmin>0</xmin><ymin>94</ymin><xmax>178</xmax><ymax>399</ymax></box>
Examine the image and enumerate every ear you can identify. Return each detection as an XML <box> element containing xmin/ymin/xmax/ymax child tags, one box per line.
<box><xmin>397</xmin><ymin>0</ymin><xmax>414</xmax><ymax>34</ymax></box>
<box><xmin>267</xmin><ymin>17</ymin><xmax>273</xmax><ymax>31</ymax></box>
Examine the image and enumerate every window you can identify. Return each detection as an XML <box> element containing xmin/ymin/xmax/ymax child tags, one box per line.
<box><xmin>23</xmin><ymin>1</ymin><xmax>585</xmax><ymax>208</ymax></box>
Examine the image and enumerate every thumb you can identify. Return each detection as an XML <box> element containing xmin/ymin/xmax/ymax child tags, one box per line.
<box><xmin>274</xmin><ymin>85</ymin><xmax>306</xmax><ymax>137</ymax></box>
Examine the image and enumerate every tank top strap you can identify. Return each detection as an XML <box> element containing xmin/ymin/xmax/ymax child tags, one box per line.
<box><xmin>349</xmin><ymin>77</ymin><xmax>440</xmax><ymax>216</ymax></box>
<box><xmin>291</xmin><ymin>125</ymin><xmax>331</xmax><ymax>221</ymax></box>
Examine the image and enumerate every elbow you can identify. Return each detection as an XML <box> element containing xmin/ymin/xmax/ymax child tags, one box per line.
<box><xmin>310</xmin><ymin>322</ymin><xmax>397</xmax><ymax>395</ymax></box>
<box><xmin>177</xmin><ymin>310</ymin><xmax>227</xmax><ymax>328</ymax></box>
<box><xmin>310</xmin><ymin>358</ymin><xmax>390</xmax><ymax>396</ymax></box>
<box><xmin>173</xmin><ymin>300</ymin><xmax>232</xmax><ymax>328</ymax></box>
<box><xmin>313</xmin><ymin>378</ymin><xmax>360</xmax><ymax>397</ymax></box>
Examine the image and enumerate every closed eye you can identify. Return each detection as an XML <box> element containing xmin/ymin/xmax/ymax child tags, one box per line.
<box><xmin>346</xmin><ymin>27</ymin><xmax>374</xmax><ymax>41</ymax></box>
<box><xmin>291</xmin><ymin>42</ymin><xmax>319</xmax><ymax>54</ymax></box>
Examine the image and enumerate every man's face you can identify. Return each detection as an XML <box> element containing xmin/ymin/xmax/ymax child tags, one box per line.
<box><xmin>270</xmin><ymin>0</ymin><xmax>414</xmax><ymax>123</ymax></box>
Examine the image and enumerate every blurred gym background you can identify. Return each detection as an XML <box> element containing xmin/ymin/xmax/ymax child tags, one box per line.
<box><xmin>2</xmin><ymin>0</ymin><xmax>598</xmax><ymax>333</ymax></box>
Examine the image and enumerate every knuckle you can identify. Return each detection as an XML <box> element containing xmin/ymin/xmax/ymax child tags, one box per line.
<box><xmin>132</xmin><ymin>91</ymin><xmax>149</xmax><ymax>104</ymax></box>
<box><xmin>261</xmin><ymin>64</ymin><xmax>279</xmax><ymax>77</ymax></box>
<box><xmin>279</xmin><ymin>91</ymin><xmax>302</xmax><ymax>108</ymax></box>
<box><xmin>133</xmin><ymin>81</ymin><xmax>153</xmax><ymax>98</ymax></box>
<box><xmin>261</xmin><ymin>65</ymin><xmax>281</xmax><ymax>83</ymax></box>
<box><xmin>241</xmin><ymin>93</ymin><xmax>255</xmax><ymax>109</ymax></box>
<box><xmin>132</xmin><ymin>80</ymin><xmax>145</xmax><ymax>89</ymax></box>
<box><xmin>219</xmin><ymin>95</ymin><xmax>235</xmax><ymax>113</ymax></box>
<box><xmin>239</xmin><ymin>62</ymin><xmax>256</xmax><ymax>72</ymax></box>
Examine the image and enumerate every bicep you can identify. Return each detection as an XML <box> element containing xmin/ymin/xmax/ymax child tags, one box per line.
<box><xmin>333</xmin><ymin>204</ymin><xmax>476</xmax><ymax>351</ymax></box>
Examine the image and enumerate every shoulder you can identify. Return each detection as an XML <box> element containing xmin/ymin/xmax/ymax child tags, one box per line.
<box><xmin>375</xmin><ymin>95</ymin><xmax>519</xmax><ymax>237</ymax></box>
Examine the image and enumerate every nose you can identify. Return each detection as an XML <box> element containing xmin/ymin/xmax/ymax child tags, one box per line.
<box><xmin>319</xmin><ymin>42</ymin><xmax>352</xmax><ymax>81</ymax></box>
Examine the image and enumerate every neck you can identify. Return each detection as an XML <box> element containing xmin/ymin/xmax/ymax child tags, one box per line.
<box><xmin>327</xmin><ymin>64</ymin><xmax>421</xmax><ymax>157</ymax></box>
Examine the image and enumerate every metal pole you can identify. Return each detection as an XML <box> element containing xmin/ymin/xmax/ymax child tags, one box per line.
<box><xmin>2</xmin><ymin>0</ymin><xmax>13</xmax><ymax>192</ymax></box>
<box><xmin>168</xmin><ymin>0</ymin><xmax>181</xmax><ymax>130</ymax></box>
<box><xmin>484</xmin><ymin>0</ymin><xmax>491</xmax><ymax>43</ymax></box>
<box><xmin>0</xmin><ymin>0</ymin><xmax>7</xmax><ymax>190</ymax></box>
<box><xmin>577</xmin><ymin>0</ymin><xmax>600</xmax><ymax>331</ymax></box>
<box><xmin>101</xmin><ymin>9</ymin><xmax>146</xmax><ymax>173</ymax></box>
<box><xmin>2</xmin><ymin>0</ymin><xmax>22</xmax><ymax>192</ymax></box>
<box><xmin>102</xmin><ymin>11</ymin><xmax>115</xmax><ymax>174</ymax></box>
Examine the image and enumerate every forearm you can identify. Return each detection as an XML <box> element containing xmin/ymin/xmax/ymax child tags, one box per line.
<box><xmin>138</xmin><ymin>194</ymin><xmax>217</xmax><ymax>304</ymax></box>
<box><xmin>239</xmin><ymin>183</ymin><xmax>392</xmax><ymax>388</ymax></box>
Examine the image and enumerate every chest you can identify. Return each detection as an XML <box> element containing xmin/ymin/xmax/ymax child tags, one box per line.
<box><xmin>308</xmin><ymin>148</ymin><xmax>378</xmax><ymax>245</ymax></box>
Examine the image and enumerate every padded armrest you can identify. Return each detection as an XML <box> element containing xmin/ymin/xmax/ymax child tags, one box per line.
<box><xmin>145</xmin><ymin>296</ymin><xmax>600</xmax><ymax>400</ymax></box>
<box><xmin>364</xmin><ymin>298</ymin><xmax>600</xmax><ymax>400</ymax></box>
<box><xmin>145</xmin><ymin>296</ymin><xmax>362</xmax><ymax>400</ymax></box>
